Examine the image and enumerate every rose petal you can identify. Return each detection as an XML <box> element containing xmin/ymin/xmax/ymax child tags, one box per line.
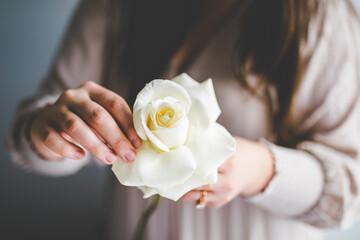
<box><xmin>140</xmin><ymin>106</ymin><xmax>170</xmax><ymax>151</ymax></box>
<box><xmin>122</xmin><ymin>74</ymin><xmax>237</xmax><ymax>202</ymax></box>
<box><xmin>172</xmin><ymin>73</ymin><xmax>200</xmax><ymax>88</ymax></box>
<box><xmin>137</xmin><ymin>186</ymin><xmax>158</xmax><ymax>198</ymax></box>
<box><xmin>173</xmin><ymin>74</ymin><xmax>221</xmax><ymax>130</ymax></box>
<box><xmin>149</xmin><ymin>97</ymin><xmax>187</xmax><ymax>129</ymax></box>
<box><xmin>133</xmin><ymin>80</ymin><xmax>191</xmax><ymax>145</ymax></box>
<box><xmin>133</xmin><ymin>109</ymin><xmax>147</xmax><ymax>140</ymax></box>
<box><xmin>147</xmin><ymin>170</ymin><xmax>218</xmax><ymax>201</ymax></box>
<box><xmin>134</xmin><ymin>80</ymin><xmax>191</xmax><ymax>123</ymax></box>
<box><xmin>112</xmin><ymin>157</ymin><xmax>143</xmax><ymax>186</ymax></box>
<box><xmin>186</xmin><ymin>123</ymin><xmax>236</xmax><ymax>176</ymax></box>
<box><xmin>152</xmin><ymin>118</ymin><xmax>189</xmax><ymax>149</ymax></box>
<box><xmin>135</xmin><ymin>141</ymin><xmax>196</xmax><ymax>188</ymax></box>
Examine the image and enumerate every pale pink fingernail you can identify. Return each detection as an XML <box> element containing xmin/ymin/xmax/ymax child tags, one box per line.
<box><xmin>125</xmin><ymin>149</ymin><xmax>136</xmax><ymax>162</ymax></box>
<box><xmin>105</xmin><ymin>151</ymin><xmax>117</xmax><ymax>164</ymax></box>
<box><xmin>74</xmin><ymin>150</ymin><xmax>84</xmax><ymax>159</ymax></box>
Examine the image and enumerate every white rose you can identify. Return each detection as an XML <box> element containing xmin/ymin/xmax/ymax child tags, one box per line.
<box><xmin>112</xmin><ymin>73</ymin><xmax>236</xmax><ymax>201</ymax></box>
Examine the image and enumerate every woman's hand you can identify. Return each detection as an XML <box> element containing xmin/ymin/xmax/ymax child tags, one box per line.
<box><xmin>182</xmin><ymin>137</ymin><xmax>275</xmax><ymax>208</ymax></box>
<box><xmin>28</xmin><ymin>81</ymin><xmax>142</xmax><ymax>165</ymax></box>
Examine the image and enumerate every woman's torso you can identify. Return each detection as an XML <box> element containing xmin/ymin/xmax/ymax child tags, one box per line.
<box><xmin>106</xmin><ymin>6</ymin><xmax>322</xmax><ymax>240</ymax></box>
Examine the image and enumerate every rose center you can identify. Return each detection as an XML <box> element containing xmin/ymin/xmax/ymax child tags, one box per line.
<box><xmin>156</xmin><ymin>107</ymin><xmax>177</xmax><ymax>127</ymax></box>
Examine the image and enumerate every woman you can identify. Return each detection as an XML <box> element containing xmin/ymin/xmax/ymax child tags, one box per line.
<box><xmin>7</xmin><ymin>0</ymin><xmax>360</xmax><ymax>239</ymax></box>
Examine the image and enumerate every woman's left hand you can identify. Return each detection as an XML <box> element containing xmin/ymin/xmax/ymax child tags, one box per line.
<box><xmin>182</xmin><ymin>137</ymin><xmax>275</xmax><ymax>208</ymax></box>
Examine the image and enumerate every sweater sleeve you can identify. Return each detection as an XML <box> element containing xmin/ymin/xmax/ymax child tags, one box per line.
<box><xmin>6</xmin><ymin>0</ymin><xmax>109</xmax><ymax>176</ymax></box>
<box><xmin>247</xmin><ymin>0</ymin><xmax>360</xmax><ymax>229</ymax></box>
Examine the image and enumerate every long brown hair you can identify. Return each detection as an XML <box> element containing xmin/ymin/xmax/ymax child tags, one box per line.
<box><xmin>235</xmin><ymin>0</ymin><xmax>320</xmax><ymax>145</ymax></box>
<box><xmin>105</xmin><ymin>0</ymin><xmax>322</xmax><ymax>146</ymax></box>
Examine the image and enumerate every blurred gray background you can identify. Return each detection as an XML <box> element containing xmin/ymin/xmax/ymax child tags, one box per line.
<box><xmin>0</xmin><ymin>1</ymin><xmax>359</xmax><ymax>239</ymax></box>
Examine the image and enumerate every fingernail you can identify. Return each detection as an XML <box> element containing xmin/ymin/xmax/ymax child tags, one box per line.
<box><xmin>125</xmin><ymin>149</ymin><xmax>136</xmax><ymax>162</ymax></box>
<box><xmin>74</xmin><ymin>150</ymin><xmax>84</xmax><ymax>159</ymax></box>
<box><xmin>131</xmin><ymin>138</ymin><xmax>142</xmax><ymax>148</ymax></box>
<box><xmin>105</xmin><ymin>151</ymin><xmax>117</xmax><ymax>164</ymax></box>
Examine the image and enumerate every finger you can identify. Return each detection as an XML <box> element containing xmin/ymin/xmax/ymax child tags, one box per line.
<box><xmin>52</xmin><ymin>108</ymin><xmax>118</xmax><ymax>165</ymax></box>
<box><xmin>218</xmin><ymin>156</ymin><xmax>235</xmax><ymax>174</ymax></box>
<box><xmin>193</xmin><ymin>175</ymin><xmax>227</xmax><ymax>193</ymax></box>
<box><xmin>182</xmin><ymin>190</ymin><xmax>231</xmax><ymax>209</ymax></box>
<box><xmin>181</xmin><ymin>190</ymin><xmax>218</xmax><ymax>203</ymax></box>
<box><xmin>206</xmin><ymin>191</ymin><xmax>237</xmax><ymax>209</ymax></box>
<box><xmin>59</xmin><ymin>130</ymin><xmax>77</xmax><ymax>144</ymax></box>
<box><xmin>206</xmin><ymin>200</ymin><xmax>227</xmax><ymax>209</ymax></box>
<box><xmin>38</xmin><ymin>125</ymin><xmax>85</xmax><ymax>160</ymax></box>
<box><xmin>193</xmin><ymin>183</ymin><xmax>215</xmax><ymax>191</ymax></box>
<box><xmin>181</xmin><ymin>190</ymin><xmax>200</xmax><ymax>201</ymax></box>
<box><xmin>217</xmin><ymin>164</ymin><xmax>226</xmax><ymax>174</ymax></box>
<box><xmin>68</xmin><ymin>99</ymin><xmax>136</xmax><ymax>162</ymax></box>
<box><xmin>207</xmin><ymin>174</ymin><xmax>231</xmax><ymax>193</ymax></box>
<box><xmin>87</xmin><ymin>84</ymin><xmax>142</xmax><ymax>148</ymax></box>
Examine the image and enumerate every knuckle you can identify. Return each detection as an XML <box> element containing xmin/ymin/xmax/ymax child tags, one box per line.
<box><xmin>82</xmin><ymin>81</ymin><xmax>96</xmax><ymax>89</ymax></box>
<box><xmin>108</xmin><ymin>97</ymin><xmax>124</xmax><ymax>111</ymax></box>
<box><xmin>89</xmin><ymin>109</ymin><xmax>108</xmax><ymax>125</ymax></box>
<box><xmin>64</xmin><ymin>118</ymin><xmax>82</xmax><ymax>134</ymax></box>
<box><xmin>57</xmin><ymin>109</ymin><xmax>68</xmax><ymax>122</ymax></box>
<box><xmin>61</xmin><ymin>89</ymin><xmax>75</xmax><ymax>100</ymax></box>
<box><xmin>42</xmin><ymin>130</ymin><xmax>56</xmax><ymax>146</ymax></box>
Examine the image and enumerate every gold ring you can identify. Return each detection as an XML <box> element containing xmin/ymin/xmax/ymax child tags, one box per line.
<box><xmin>196</xmin><ymin>185</ymin><xmax>210</xmax><ymax>209</ymax></box>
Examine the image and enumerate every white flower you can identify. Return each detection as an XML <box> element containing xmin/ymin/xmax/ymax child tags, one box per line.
<box><xmin>112</xmin><ymin>73</ymin><xmax>236</xmax><ymax>201</ymax></box>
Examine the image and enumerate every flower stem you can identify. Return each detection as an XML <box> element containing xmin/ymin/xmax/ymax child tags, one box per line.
<box><xmin>130</xmin><ymin>194</ymin><xmax>161</xmax><ymax>240</ymax></box>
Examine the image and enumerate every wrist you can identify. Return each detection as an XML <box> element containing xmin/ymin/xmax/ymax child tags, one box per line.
<box><xmin>240</xmin><ymin>141</ymin><xmax>275</xmax><ymax>197</ymax></box>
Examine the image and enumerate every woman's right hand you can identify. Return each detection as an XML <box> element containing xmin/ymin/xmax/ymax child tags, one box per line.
<box><xmin>28</xmin><ymin>81</ymin><xmax>142</xmax><ymax>165</ymax></box>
